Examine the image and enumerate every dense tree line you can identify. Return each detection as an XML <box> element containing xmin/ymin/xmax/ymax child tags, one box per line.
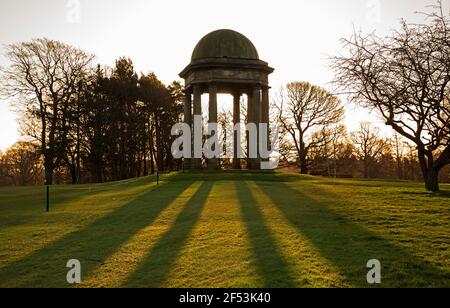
<box><xmin>306</xmin><ymin>123</ymin><xmax>450</xmax><ymax>183</ymax></box>
<box><xmin>3</xmin><ymin>116</ymin><xmax>448</xmax><ymax>186</ymax></box>
<box><xmin>0</xmin><ymin>39</ymin><xmax>182</xmax><ymax>185</ymax></box>
<box><xmin>76</xmin><ymin>60</ymin><xmax>183</xmax><ymax>183</ymax></box>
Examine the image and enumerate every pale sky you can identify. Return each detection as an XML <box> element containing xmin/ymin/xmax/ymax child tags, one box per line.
<box><xmin>0</xmin><ymin>0</ymin><xmax>447</xmax><ymax>150</ymax></box>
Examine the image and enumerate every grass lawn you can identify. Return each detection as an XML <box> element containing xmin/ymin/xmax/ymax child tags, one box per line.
<box><xmin>0</xmin><ymin>171</ymin><xmax>449</xmax><ymax>288</ymax></box>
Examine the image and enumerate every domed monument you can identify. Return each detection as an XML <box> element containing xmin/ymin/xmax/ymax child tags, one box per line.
<box><xmin>179</xmin><ymin>29</ymin><xmax>274</xmax><ymax>170</ymax></box>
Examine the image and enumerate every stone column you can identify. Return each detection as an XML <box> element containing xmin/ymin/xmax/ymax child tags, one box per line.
<box><xmin>251</xmin><ymin>85</ymin><xmax>262</xmax><ymax>170</ymax></box>
<box><xmin>246</xmin><ymin>91</ymin><xmax>254</xmax><ymax>170</ymax></box>
<box><xmin>233</xmin><ymin>92</ymin><xmax>241</xmax><ymax>170</ymax></box>
<box><xmin>208</xmin><ymin>84</ymin><xmax>218</xmax><ymax>170</ymax></box>
<box><xmin>183</xmin><ymin>89</ymin><xmax>192</xmax><ymax>169</ymax></box>
<box><xmin>261</xmin><ymin>86</ymin><xmax>270</xmax><ymax>161</ymax></box>
<box><xmin>192</xmin><ymin>85</ymin><xmax>202</xmax><ymax>170</ymax></box>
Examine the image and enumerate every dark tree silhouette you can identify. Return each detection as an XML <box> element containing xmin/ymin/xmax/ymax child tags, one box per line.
<box><xmin>333</xmin><ymin>2</ymin><xmax>450</xmax><ymax>191</ymax></box>
<box><xmin>0</xmin><ymin>38</ymin><xmax>94</xmax><ymax>185</ymax></box>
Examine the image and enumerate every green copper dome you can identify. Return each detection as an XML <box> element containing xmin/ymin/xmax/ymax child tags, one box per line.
<box><xmin>191</xmin><ymin>29</ymin><xmax>260</xmax><ymax>62</ymax></box>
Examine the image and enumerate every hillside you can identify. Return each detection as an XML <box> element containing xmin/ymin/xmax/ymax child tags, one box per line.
<box><xmin>0</xmin><ymin>172</ymin><xmax>449</xmax><ymax>287</ymax></box>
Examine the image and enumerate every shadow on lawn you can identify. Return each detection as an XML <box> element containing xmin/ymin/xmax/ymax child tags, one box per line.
<box><xmin>0</xmin><ymin>176</ymin><xmax>158</xmax><ymax>231</ymax></box>
<box><xmin>255</xmin><ymin>181</ymin><xmax>450</xmax><ymax>287</ymax></box>
<box><xmin>235</xmin><ymin>182</ymin><xmax>296</xmax><ymax>288</ymax></box>
<box><xmin>401</xmin><ymin>190</ymin><xmax>450</xmax><ymax>198</ymax></box>
<box><xmin>123</xmin><ymin>181</ymin><xmax>213</xmax><ymax>287</ymax></box>
<box><xmin>0</xmin><ymin>176</ymin><xmax>194</xmax><ymax>288</ymax></box>
<box><xmin>171</xmin><ymin>171</ymin><xmax>303</xmax><ymax>183</ymax></box>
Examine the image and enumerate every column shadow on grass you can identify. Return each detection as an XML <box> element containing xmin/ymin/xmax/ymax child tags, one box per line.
<box><xmin>255</xmin><ymin>181</ymin><xmax>450</xmax><ymax>287</ymax></box>
<box><xmin>0</xmin><ymin>176</ymin><xmax>157</xmax><ymax>231</ymax></box>
<box><xmin>235</xmin><ymin>181</ymin><xmax>296</xmax><ymax>288</ymax></box>
<box><xmin>123</xmin><ymin>181</ymin><xmax>213</xmax><ymax>287</ymax></box>
<box><xmin>0</xmin><ymin>176</ymin><xmax>194</xmax><ymax>288</ymax></box>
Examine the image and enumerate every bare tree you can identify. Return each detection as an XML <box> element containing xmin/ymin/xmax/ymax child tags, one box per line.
<box><xmin>332</xmin><ymin>2</ymin><xmax>450</xmax><ymax>191</ymax></box>
<box><xmin>275</xmin><ymin>82</ymin><xmax>344</xmax><ymax>174</ymax></box>
<box><xmin>0</xmin><ymin>141</ymin><xmax>43</xmax><ymax>186</ymax></box>
<box><xmin>330</xmin><ymin>125</ymin><xmax>349</xmax><ymax>178</ymax></box>
<box><xmin>0</xmin><ymin>38</ymin><xmax>94</xmax><ymax>185</ymax></box>
<box><xmin>310</xmin><ymin>124</ymin><xmax>349</xmax><ymax>177</ymax></box>
<box><xmin>351</xmin><ymin>122</ymin><xmax>388</xmax><ymax>178</ymax></box>
<box><xmin>392</xmin><ymin>133</ymin><xmax>406</xmax><ymax>179</ymax></box>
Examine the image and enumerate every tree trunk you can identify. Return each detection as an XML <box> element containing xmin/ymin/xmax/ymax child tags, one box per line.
<box><xmin>425</xmin><ymin>167</ymin><xmax>440</xmax><ymax>192</ymax></box>
<box><xmin>397</xmin><ymin>159</ymin><xmax>403</xmax><ymax>179</ymax></box>
<box><xmin>333</xmin><ymin>144</ymin><xmax>337</xmax><ymax>179</ymax></box>
<box><xmin>149</xmin><ymin>146</ymin><xmax>155</xmax><ymax>175</ymax></box>
<box><xmin>112</xmin><ymin>155</ymin><xmax>119</xmax><ymax>181</ymax></box>
<box><xmin>44</xmin><ymin>157</ymin><xmax>53</xmax><ymax>185</ymax></box>
<box><xmin>363</xmin><ymin>159</ymin><xmax>369</xmax><ymax>178</ymax></box>
<box><xmin>394</xmin><ymin>134</ymin><xmax>403</xmax><ymax>179</ymax></box>
<box><xmin>150</xmin><ymin>147</ymin><xmax>155</xmax><ymax>175</ymax></box>
<box><xmin>96</xmin><ymin>167</ymin><xmax>103</xmax><ymax>183</ymax></box>
<box><xmin>70</xmin><ymin>165</ymin><xmax>77</xmax><ymax>185</ymax></box>
<box><xmin>95</xmin><ymin>156</ymin><xmax>103</xmax><ymax>183</ymax></box>
<box><xmin>155</xmin><ymin>118</ymin><xmax>163</xmax><ymax>172</ymax></box>
<box><xmin>75</xmin><ymin>103</ymin><xmax>81</xmax><ymax>184</ymax></box>
<box><xmin>143</xmin><ymin>142</ymin><xmax>148</xmax><ymax>176</ymax></box>
<box><xmin>418</xmin><ymin>148</ymin><xmax>441</xmax><ymax>192</ymax></box>
<box><xmin>149</xmin><ymin>121</ymin><xmax>155</xmax><ymax>175</ymax></box>
<box><xmin>299</xmin><ymin>149</ymin><xmax>308</xmax><ymax>174</ymax></box>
